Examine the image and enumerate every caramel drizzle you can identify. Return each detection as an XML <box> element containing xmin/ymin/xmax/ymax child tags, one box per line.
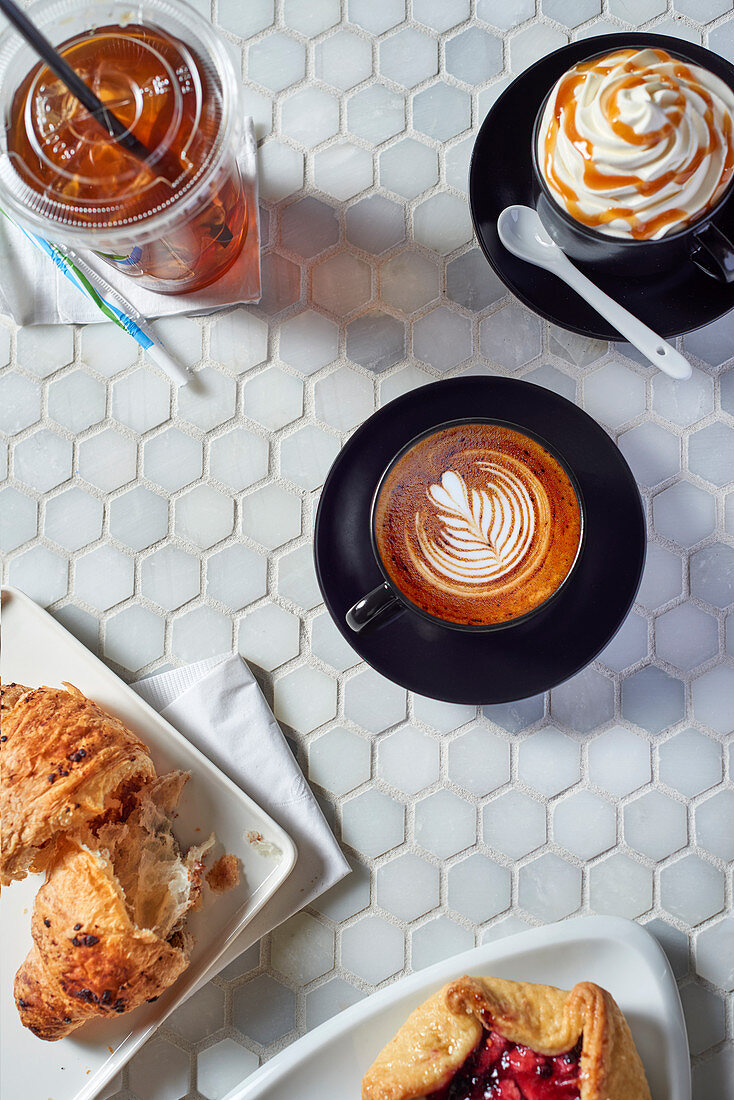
<box><xmin>542</xmin><ymin>48</ymin><xmax>734</xmax><ymax>239</ymax></box>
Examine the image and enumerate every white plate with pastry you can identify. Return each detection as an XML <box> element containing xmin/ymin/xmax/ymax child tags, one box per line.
<box><xmin>226</xmin><ymin>915</ymin><xmax>690</xmax><ymax>1100</ymax></box>
<box><xmin>0</xmin><ymin>586</ymin><xmax>297</xmax><ymax>1100</ymax></box>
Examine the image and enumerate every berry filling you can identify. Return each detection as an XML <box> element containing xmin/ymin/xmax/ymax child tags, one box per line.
<box><xmin>428</xmin><ymin>1029</ymin><xmax>582</xmax><ymax>1100</ymax></box>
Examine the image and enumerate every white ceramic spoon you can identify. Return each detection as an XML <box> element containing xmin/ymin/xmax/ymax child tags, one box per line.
<box><xmin>497</xmin><ymin>205</ymin><xmax>692</xmax><ymax>380</ymax></box>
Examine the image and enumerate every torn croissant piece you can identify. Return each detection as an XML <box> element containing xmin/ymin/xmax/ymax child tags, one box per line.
<box><xmin>14</xmin><ymin>772</ymin><xmax>214</xmax><ymax>1041</ymax></box>
<box><xmin>361</xmin><ymin>976</ymin><xmax>652</xmax><ymax>1100</ymax></box>
<box><xmin>1</xmin><ymin>682</ymin><xmax>156</xmax><ymax>886</ymax></box>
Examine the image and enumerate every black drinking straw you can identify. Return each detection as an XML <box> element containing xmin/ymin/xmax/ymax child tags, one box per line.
<box><xmin>0</xmin><ymin>0</ymin><xmax>153</xmax><ymax>164</ymax></box>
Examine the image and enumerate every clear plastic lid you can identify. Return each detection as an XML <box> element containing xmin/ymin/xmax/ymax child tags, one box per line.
<box><xmin>0</xmin><ymin>0</ymin><xmax>242</xmax><ymax>245</ymax></box>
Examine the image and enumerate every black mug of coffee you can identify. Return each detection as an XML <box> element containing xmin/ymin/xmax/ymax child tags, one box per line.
<box><xmin>346</xmin><ymin>418</ymin><xmax>585</xmax><ymax>634</ymax></box>
<box><xmin>531</xmin><ymin>42</ymin><xmax>734</xmax><ymax>282</ymax></box>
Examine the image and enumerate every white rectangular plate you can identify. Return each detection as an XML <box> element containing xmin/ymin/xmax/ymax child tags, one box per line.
<box><xmin>0</xmin><ymin>587</ymin><xmax>297</xmax><ymax>1100</ymax></box>
<box><xmin>226</xmin><ymin>915</ymin><xmax>690</xmax><ymax>1100</ymax></box>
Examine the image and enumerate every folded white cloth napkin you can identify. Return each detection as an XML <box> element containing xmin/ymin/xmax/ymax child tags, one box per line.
<box><xmin>132</xmin><ymin>652</ymin><xmax>349</xmax><ymax>979</ymax></box>
<box><xmin>0</xmin><ymin>118</ymin><xmax>261</xmax><ymax>326</ymax></box>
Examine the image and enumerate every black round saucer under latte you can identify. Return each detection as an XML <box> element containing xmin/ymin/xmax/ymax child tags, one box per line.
<box><xmin>314</xmin><ymin>378</ymin><xmax>645</xmax><ymax>705</ymax></box>
<box><xmin>469</xmin><ymin>32</ymin><xmax>734</xmax><ymax>340</ymax></box>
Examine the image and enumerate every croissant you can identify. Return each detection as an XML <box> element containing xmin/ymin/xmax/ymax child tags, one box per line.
<box><xmin>362</xmin><ymin>975</ymin><xmax>651</xmax><ymax>1100</ymax></box>
<box><xmin>1</xmin><ymin>682</ymin><xmax>156</xmax><ymax>886</ymax></box>
<box><xmin>14</xmin><ymin>772</ymin><xmax>213</xmax><ymax>1040</ymax></box>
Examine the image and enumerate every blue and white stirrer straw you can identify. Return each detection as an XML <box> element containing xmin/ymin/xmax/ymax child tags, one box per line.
<box><xmin>4</xmin><ymin>212</ymin><xmax>193</xmax><ymax>387</ymax></box>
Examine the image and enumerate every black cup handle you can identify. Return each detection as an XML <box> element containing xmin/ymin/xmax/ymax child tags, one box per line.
<box><xmin>346</xmin><ymin>582</ymin><xmax>400</xmax><ymax>633</ymax></box>
<box><xmin>690</xmin><ymin>222</ymin><xmax>734</xmax><ymax>283</ymax></box>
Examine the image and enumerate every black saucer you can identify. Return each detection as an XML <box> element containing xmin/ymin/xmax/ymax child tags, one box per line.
<box><xmin>469</xmin><ymin>32</ymin><xmax>734</xmax><ymax>340</ymax></box>
<box><xmin>314</xmin><ymin>378</ymin><xmax>645</xmax><ymax>705</ymax></box>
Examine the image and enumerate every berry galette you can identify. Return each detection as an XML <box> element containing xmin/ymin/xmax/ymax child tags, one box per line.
<box><xmin>361</xmin><ymin>976</ymin><xmax>651</xmax><ymax>1100</ymax></box>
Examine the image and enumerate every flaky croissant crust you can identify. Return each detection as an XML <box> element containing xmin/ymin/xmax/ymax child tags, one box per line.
<box><xmin>14</xmin><ymin>834</ymin><xmax>191</xmax><ymax>1041</ymax></box>
<box><xmin>1</xmin><ymin>682</ymin><xmax>156</xmax><ymax>885</ymax></box>
<box><xmin>361</xmin><ymin>975</ymin><xmax>652</xmax><ymax>1100</ymax></box>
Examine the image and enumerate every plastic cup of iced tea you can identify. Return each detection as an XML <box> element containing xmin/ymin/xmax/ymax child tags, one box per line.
<box><xmin>0</xmin><ymin>0</ymin><xmax>249</xmax><ymax>294</ymax></box>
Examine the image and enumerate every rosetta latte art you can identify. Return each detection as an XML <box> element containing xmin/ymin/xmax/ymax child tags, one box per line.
<box><xmin>374</xmin><ymin>423</ymin><xmax>582</xmax><ymax>626</ymax></box>
<box><xmin>415</xmin><ymin>466</ymin><xmax>541</xmax><ymax>587</ymax></box>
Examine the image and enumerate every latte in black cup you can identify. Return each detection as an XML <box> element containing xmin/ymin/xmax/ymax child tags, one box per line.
<box><xmin>373</xmin><ymin>422</ymin><xmax>582</xmax><ymax>627</ymax></box>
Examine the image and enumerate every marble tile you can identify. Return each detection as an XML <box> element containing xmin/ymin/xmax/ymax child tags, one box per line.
<box><xmin>308</xmin><ymin>726</ymin><xmax>370</xmax><ymax>795</ymax></box>
<box><xmin>410</xmin><ymin>915</ymin><xmax>474</xmax><ymax>969</ymax></box>
<box><xmin>274</xmin><ymin>665</ymin><xmax>337</xmax><ymax>732</ymax></box>
<box><xmin>8</xmin><ymin>544</ymin><xmax>68</xmax><ymax>606</ymax></box>
<box><xmin>0</xmin><ymin>486</ymin><xmax>37</xmax><ymax>552</ymax></box>
<box><xmin>315</xmin><ymin>30</ymin><xmax>373</xmax><ymax>91</ymax></box>
<box><xmin>448</xmin><ymin>853</ymin><xmax>511</xmax><ymax>922</ymax></box>
<box><xmin>248</xmin><ymin>31</ymin><xmax>306</xmax><ymax>93</ymax></box>
<box><xmin>348</xmin><ymin>84</ymin><xmax>406</xmax><ymax>145</ymax></box>
<box><xmin>347</xmin><ymin>311</ymin><xmax>405</xmax><ymax>372</ymax></box>
<box><xmin>280</xmin><ymin>425</ymin><xmax>339</xmax><ymax>489</ymax></box>
<box><xmin>660</xmin><ymin>854</ymin><xmax>725</xmax><ymax>926</ymax></box>
<box><xmin>448</xmin><ymin>726</ymin><xmax>510</xmax><ymax>796</ymax></box>
<box><xmin>653</xmin><ymin>480</ymin><xmax>717</xmax><ymax>547</ymax></box>
<box><xmin>658</xmin><ymin>728</ymin><xmax>723</xmax><ymax>798</ymax></box>
<box><xmin>245</xmin><ymin>366</ymin><xmax>304</xmax><ymax>430</ymax></box>
<box><xmin>342</xmin><ymin>915</ymin><xmax>405</xmax><ymax>984</ymax></box>
<box><xmin>518</xmin><ymin>726</ymin><xmax>581</xmax><ymax>796</ymax></box>
<box><xmin>178</xmin><ymin>367</ymin><xmax>236</xmax><ymax>431</ymax></box>
<box><xmin>695</xmin><ymin>789</ymin><xmax>734</xmax><ymax>861</ymax></box>
<box><xmin>271</xmin><ymin>911</ymin><xmax>335</xmax><ymax>984</ymax></box>
<box><xmin>312</xmin><ymin>254</ymin><xmax>373</xmax><ymax>317</ymax></box>
<box><xmin>484</xmin><ymin>790</ymin><xmax>546</xmax><ymax>858</ymax></box>
<box><xmin>75</xmin><ymin>545</ymin><xmax>134</xmax><ymax>611</ymax></box>
<box><xmin>378</xmin><ymin>725</ymin><xmax>440</xmax><ymax>794</ymax></box>
<box><xmin>346</xmin><ymin>195</ymin><xmax>406</xmax><ymax>255</ymax></box>
<box><xmin>348</xmin><ymin>0</ymin><xmax>405</xmax><ymax>34</ymax></box>
<box><xmin>210</xmin><ymin>428</ymin><xmax>269</xmax><ymax>491</ymax></box>
<box><xmin>480</xmin><ymin>303</ymin><xmax>542</xmax><ymax>370</ymax></box>
<box><xmin>691</xmin><ymin>665</ymin><xmax>734</xmax><ymax>734</ymax></box>
<box><xmin>380</xmin><ymin>27</ymin><xmax>438</xmax><ymax>87</ymax></box>
<box><xmin>233</xmin><ymin>975</ymin><xmax>296</xmax><ymax>1045</ymax></box>
<box><xmin>242</xmin><ymin>485</ymin><xmax>302</xmax><ymax>549</ymax></box>
<box><xmin>550</xmin><ymin>667</ymin><xmax>614</xmax><ymax>733</ymax></box>
<box><xmin>413</xmin><ymin>191</ymin><xmax>474</xmax><ymax>254</ymax></box>
<box><xmin>588</xmin><ymin>727</ymin><xmax>651</xmax><ymax>796</ymax></box>
<box><xmin>618</xmin><ymin>422</ymin><xmax>680</xmax><ymax>487</ymax></box>
<box><xmin>376</xmin><ymin>853</ymin><xmax>440</xmax><ymax>922</ymax></box>
<box><xmin>655</xmin><ymin>604</ymin><xmax>719</xmax><ymax>671</ymax></box>
<box><xmin>128</xmin><ymin>1037</ymin><xmax>190</xmax><ymax>1100</ymax></box>
<box><xmin>415</xmin><ymin>789</ymin><xmax>475</xmax><ymax>859</ymax></box>
<box><xmin>0</xmin><ymin>372</ymin><xmax>41</xmax><ymax>434</ymax></box>
<box><xmin>589</xmin><ymin>853</ymin><xmax>653</xmax><ymax>920</ymax></box>
<box><xmin>621</xmin><ymin>665</ymin><xmax>686</xmax><ymax>735</ymax></box>
<box><xmin>210</xmin><ymin>310</ymin><xmax>269</xmax><ymax>375</ymax></box>
<box><xmin>109</xmin><ymin>486</ymin><xmax>168</xmax><ymax>551</ymax></box>
<box><xmin>277</xmin><ymin>544</ymin><xmax>322</xmax><ymax>609</ymax></box>
<box><xmin>314</xmin><ymin>142</ymin><xmax>374</xmax><ymax>201</ymax></box>
<box><xmin>197</xmin><ymin>1039</ymin><xmax>259</xmax><ymax>1100</ymax></box>
<box><xmin>141</xmin><ymin>546</ymin><xmax>200</xmax><ymax>611</ymax></box>
<box><xmin>283</xmin><ymin>0</ymin><xmax>340</xmax><ymax>35</ymax></box>
<box><xmin>314</xmin><ymin>366</ymin><xmax>374</xmax><ymax>431</ymax></box>
<box><xmin>553</xmin><ymin>790</ymin><xmax>616</xmax><ymax>859</ymax></box>
<box><xmin>310</xmin><ymin>611</ymin><xmax>360</xmax><ymax>671</ymax></box>
<box><xmin>518</xmin><ymin>853</ymin><xmax>581</xmax><ymax>921</ymax></box>
<box><xmin>342</xmin><ymin>788</ymin><xmax>405</xmax><ymax>857</ymax></box>
<box><xmin>104</xmin><ymin>605</ymin><xmax>165</xmax><ymax>672</ymax></box>
<box><xmin>445</xmin><ymin>26</ymin><xmax>502</xmax><ymax>84</ymax></box>
<box><xmin>413</xmin><ymin>306</ymin><xmax>472</xmax><ymax>371</ymax></box>
<box><xmin>695</xmin><ymin>918</ymin><xmax>734</xmax><ymax>990</ymax></box>
<box><xmin>143</xmin><ymin>427</ymin><xmax>202</xmax><ymax>491</ymax></box>
<box><xmin>175</xmin><ymin>485</ymin><xmax>234</xmax><ymax>549</ymax></box>
<box><xmin>281</xmin><ymin>86</ymin><xmax>340</xmax><ymax>148</ymax></box>
<box><xmin>380</xmin><ymin>138</ymin><xmax>439</xmax><ymax>199</ymax></box>
<box><xmin>281</xmin><ymin>198</ymin><xmax>340</xmax><ymax>260</ymax></box>
<box><xmin>14</xmin><ymin>428</ymin><xmax>73</xmax><ymax>493</ymax></box>
<box><xmin>206</xmin><ymin>544</ymin><xmax>267</xmax><ymax>611</ymax></box>
<box><xmin>238</xmin><ymin>603</ymin><xmax>300</xmax><ymax>671</ymax></box>
<box><xmin>17</xmin><ymin>324</ymin><xmax>73</xmax><ymax>378</ymax></box>
<box><xmin>624</xmin><ymin>791</ymin><xmax>688</xmax><ymax>861</ymax></box>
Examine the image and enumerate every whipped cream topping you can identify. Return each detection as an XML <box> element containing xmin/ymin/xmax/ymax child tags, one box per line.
<box><xmin>413</xmin><ymin>463</ymin><xmax>545</xmax><ymax>591</ymax></box>
<box><xmin>538</xmin><ymin>47</ymin><xmax>734</xmax><ymax>239</ymax></box>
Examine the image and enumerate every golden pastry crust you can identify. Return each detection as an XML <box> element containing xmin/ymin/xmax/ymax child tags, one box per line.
<box><xmin>1</xmin><ymin>683</ymin><xmax>156</xmax><ymax>886</ymax></box>
<box><xmin>14</xmin><ymin>834</ymin><xmax>192</xmax><ymax>1041</ymax></box>
<box><xmin>362</xmin><ymin>976</ymin><xmax>652</xmax><ymax>1100</ymax></box>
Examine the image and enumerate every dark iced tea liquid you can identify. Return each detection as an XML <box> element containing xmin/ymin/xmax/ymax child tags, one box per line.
<box><xmin>6</xmin><ymin>23</ymin><xmax>247</xmax><ymax>292</ymax></box>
